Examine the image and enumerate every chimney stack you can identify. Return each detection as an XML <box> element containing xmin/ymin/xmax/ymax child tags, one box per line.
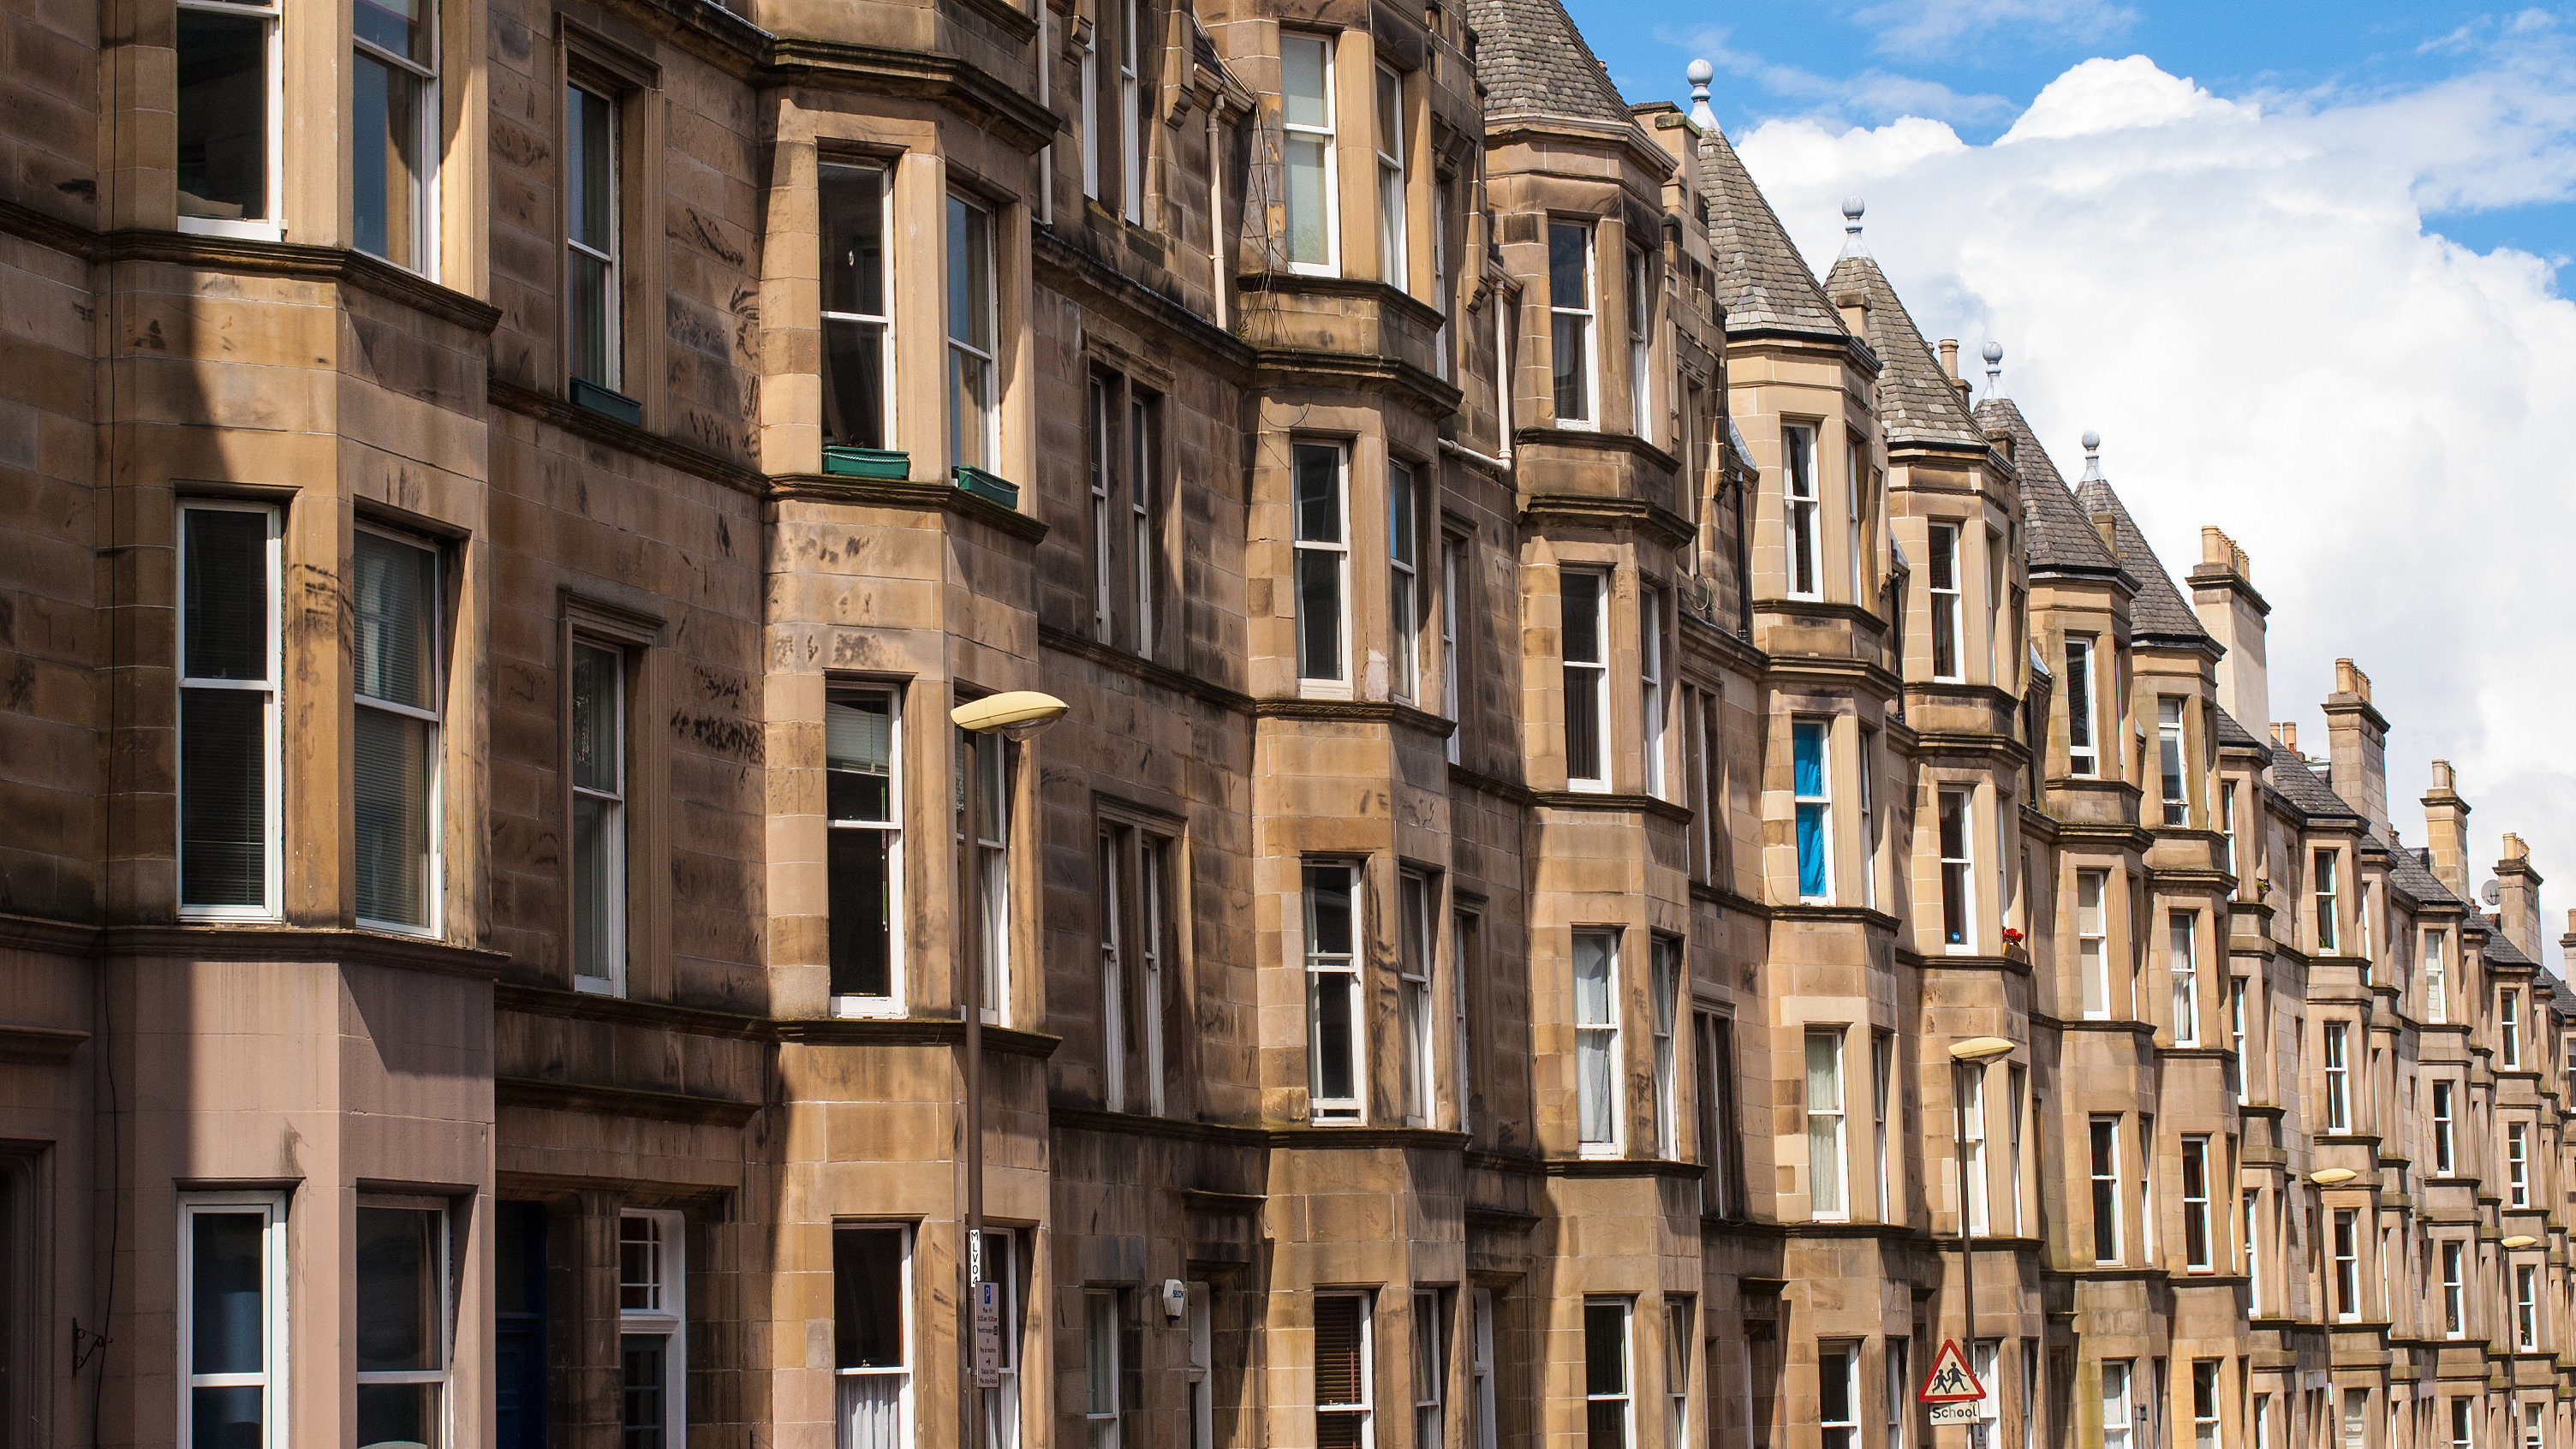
<box><xmin>2188</xmin><ymin>528</ymin><xmax>2269</xmax><ymax>754</ymax></box>
<box><xmin>1939</xmin><ymin>339</ymin><xmax>1959</xmax><ymax>379</ymax></box>
<box><xmin>2559</xmin><ymin>909</ymin><xmax>2576</xmax><ymax>969</ymax></box>
<box><xmin>2497</xmin><ymin>833</ymin><xmax>2544</xmax><ymax>962</ymax></box>
<box><xmin>2422</xmin><ymin>760</ymin><xmax>2472</xmax><ymax>901</ymax></box>
<box><xmin>2321</xmin><ymin>659</ymin><xmax>2388</xmax><ymax>836</ymax></box>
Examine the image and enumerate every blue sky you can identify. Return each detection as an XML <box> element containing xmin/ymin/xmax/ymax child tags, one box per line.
<box><xmin>1574</xmin><ymin>0</ymin><xmax>2576</xmax><ymax>265</ymax></box>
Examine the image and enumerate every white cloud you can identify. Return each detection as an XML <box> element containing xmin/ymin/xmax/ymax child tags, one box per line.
<box><xmin>1657</xmin><ymin>23</ymin><xmax>2013</xmax><ymax>126</ymax></box>
<box><xmin>1737</xmin><ymin>47</ymin><xmax>2576</xmax><ymax>965</ymax></box>
<box><xmin>1852</xmin><ymin>0</ymin><xmax>2138</xmax><ymax>57</ymax></box>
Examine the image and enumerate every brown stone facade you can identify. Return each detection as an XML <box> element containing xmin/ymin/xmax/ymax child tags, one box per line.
<box><xmin>0</xmin><ymin>0</ymin><xmax>2570</xmax><ymax>1445</ymax></box>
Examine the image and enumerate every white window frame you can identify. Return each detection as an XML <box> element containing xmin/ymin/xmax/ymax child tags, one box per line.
<box><xmin>1640</xmin><ymin>587</ymin><xmax>1665</xmax><ymax>798</ymax></box>
<box><xmin>2157</xmin><ymin>698</ymin><xmax>2187</xmax><ymax>826</ymax></box>
<box><xmin>2101</xmin><ymin>1362</ymin><xmax>2132</xmax><ymax>1449</ymax></box>
<box><xmin>1187</xmin><ymin>1283</ymin><xmax>1212</xmax><ymax>1449</ymax></box>
<box><xmin>2190</xmin><ymin>1362</ymin><xmax>2219</xmax><ymax>1449</ymax></box>
<box><xmin>2323</xmin><ymin>1022</ymin><xmax>2350</xmax><ymax>1132</ymax></box>
<box><xmin>2432</xmin><ymin>1080</ymin><xmax>2454</xmax><ymax>1174</ymax></box>
<box><xmin>1131</xmin><ymin>393</ymin><xmax>1157</xmax><ymax>657</ymax></box>
<box><xmin>354</xmin><ymin>1197</ymin><xmax>453</xmax><ymax>1448</ymax></box>
<box><xmin>1089</xmin><ymin>377</ymin><xmax>1118</xmax><ymax>641</ymax></box>
<box><xmin>1626</xmin><ymin>246</ymin><xmax>1652</xmax><ymax>447</ymax></box>
<box><xmin>1927</xmin><ymin>523</ymin><xmax>1961</xmax><ymax>679</ymax></box>
<box><xmin>1084</xmin><ymin>1288</ymin><xmax>1122</xmax><ymax>1449</ymax></box>
<box><xmin>1886</xmin><ymin>1340</ymin><xmax>1908</xmax><ymax>1449</ymax></box>
<box><xmin>1650</xmin><ymin>937</ymin><xmax>1679</xmax><ymax>1158</ymax></box>
<box><xmin>1374</xmin><ymin>63</ymin><xmax>1406</xmax><ymax>289</ymax></box>
<box><xmin>1279</xmin><ymin>33</ymin><xmax>1339</xmax><ymax>277</ymax></box>
<box><xmin>2441</xmin><ymin>1240</ymin><xmax>2464</xmax><ymax>1337</ymax></box>
<box><xmin>350</xmin><ymin>0</ymin><xmax>441</xmax><ymax>276</ymax></box>
<box><xmin>1079</xmin><ymin>18</ymin><xmax>1100</xmax><ymax>200</ymax></box>
<box><xmin>1470</xmin><ymin>1288</ymin><xmax>1497</xmax><ymax>1449</ymax></box>
<box><xmin>564</xmin><ymin>80</ymin><xmax>622</xmax><ymax>392</ymax></box>
<box><xmin>2245</xmin><ymin>1190</ymin><xmax>2262</xmax><ymax>1314</ymax></box>
<box><xmin>2518</xmin><ymin>1262</ymin><xmax>2539</xmax><ymax>1349</ymax></box>
<box><xmin>569</xmin><ymin>640</ymin><xmax>627</xmax><ymax>996</ymax></box>
<box><xmin>1807</xmin><ymin>1028</ymin><xmax>1848</xmax><ymax>1220</ymax></box>
<box><xmin>2180</xmin><ymin>1136</ymin><xmax>2210</xmax><ymax>1271</ymax></box>
<box><xmin>2502</xmin><ymin>988</ymin><xmax>2523</xmax><ymax>1068</ymax></box>
<box><xmin>353</xmin><ymin>525</ymin><xmax>444</xmax><ymax>936</ymax></box>
<box><xmin>981</xmin><ymin>1229</ymin><xmax>1023</xmax><ymax>1449</ymax></box>
<box><xmin>1315</xmin><ymin>1291</ymin><xmax>1374</xmax><ymax>1448</ymax></box>
<box><xmin>1398</xmin><ymin>868</ymin><xmax>1436</xmax><ymax>1126</ymax></box>
<box><xmin>1857</xmin><ymin>725</ymin><xmax>1878</xmax><ymax>911</ymax></box>
<box><xmin>2090</xmin><ymin>1115</ymin><xmax>2121</xmax><ymax>1264</ymax></box>
<box><xmin>1792</xmin><ymin>718</ymin><xmax>1833</xmax><ymax>903</ymax></box>
<box><xmin>1561</xmin><ymin>567</ymin><xmax>1609</xmax><ymax>791</ymax></box>
<box><xmin>2312</xmin><ymin>849</ymin><xmax>2339</xmax><ymax>953</ymax></box>
<box><xmin>1970</xmin><ymin>1341</ymin><xmax>2000</xmax><ymax>1449</ymax></box>
<box><xmin>1585</xmin><ymin>1299</ymin><xmax>1634</xmax><ymax>1449</ymax></box>
<box><xmin>1139</xmin><ymin>837</ymin><xmax>1167</xmax><ymax>1118</ymax></box>
<box><xmin>2077</xmin><ymin>870</ymin><xmax>2109</xmax><ymax>1019</ymax></box>
<box><xmin>833</xmin><ymin>1223</ymin><xmax>914</xmax><ymax>1449</ymax></box>
<box><xmin>618</xmin><ymin>1210</ymin><xmax>686</xmax><ymax>1448</ymax></box>
<box><xmin>959</xmin><ymin>725</ymin><xmax>1011</xmax><ymax>1026</ymax></box>
<box><xmin>1291</xmin><ymin>440</ymin><xmax>1351</xmax><ymax>690</ymax></box>
<box><xmin>1664</xmin><ymin>1300</ymin><xmax>1691</xmax><ymax>1449</ymax></box>
<box><xmin>2509</xmin><ymin>1121</ymin><xmax>2529</xmax><ymax>1207</ymax></box>
<box><xmin>1817</xmin><ymin>1342</ymin><xmax>1857</xmax><ymax>1449</ymax></box>
<box><xmin>1547</xmin><ymin>218</ymin><xmax>1598</xmax><ymax>427</ymax></box>
<box><xmin>2423</xmin><ymin>929</ymin><xmax>2447</xmax><ymax>1023</ymax></box>
<box><xmin>2168</xmin><ymin>910</ymin><xmax>2197</xmax><ymax>1046</ymax></box>
<box><xmin>827</xmin><ymin>683</ymin><xmax>903</xmax><ymax>1015</ymax></box>
<box><xmin>1785</xmin><ymin>427</ymin><xmax>1821</xmax><ymax>599</ymax></box>
<box><xmin>1099</xmin><ymin>831</ymin><xmax>1127</xmax><ymax>1112</ymax></box>
<box><xmin>1304</xmin><ymin>862</ymin><xmax>1364</xmax><ymax>1124</ymax></box>
<box><xmin>1961</xmin><ymin>1063</ymin><xmax>1989</xmax><ymax>1236</ymax></box>
<box><xmin>945</xmin><ymin>193</ymin><xmax>1000</xmax><ymax>474</ymax></box>
<box><xmin>2064</xmin><ymin>635</ymin><xmax>2097</xmax><ymax>775</ymax></box>
<box><xmin>175</xmin><ymin>0</ymin><xmax>285</xmax><ymax>242</ymax></box>
<box><xmin>819</xmin><ymin>161</ymin><xmax>896</xmax><ymax>450</ymax></box>
<box><xmin>1118</xmin><ymin>0</ymin><xmax>1143</xmax><ymax>223</ymax></box>
<box><xmin>2332</xmin><ymin>1208</ymin><xmax>2358</xmax><ymax>1322</ymax></box>
<box><xmin>1410</xmin><ymin>1290</ymin><xmax>1442</xmax><ymax>1449</ymax></box>
<box><xmin>177</xmin><ymin>500</ymin><xmax>283</xmax><ymax>921</ymax></box>
<box><xmin>1389</xmin><ymin>460</ymin><xmax>1420</xmax><ymax>703</ymax></box>
<box><xmin>1938</xmin><ymin>785</ymin><xmax>1974</xmax><ymax>951</ymax></box>
<box><xmin>1440</xmin><ymin>538</ymin><xmax>1462</xmax><ymax>760</ymax></box>
<box><xmin>2230</xmin><ymin>975</ymin><xmax>2248</xmax><ymax>1104</ymax></box>
<box><xmin>1574</xmin><ymin>928</ymin><xmax>1621</xmax><ymax>1154</ymax></box>
<box><xmin>179</xmin><ymin>1191</ymin><xmax>289</xmax><ymax>1449</ymax></box>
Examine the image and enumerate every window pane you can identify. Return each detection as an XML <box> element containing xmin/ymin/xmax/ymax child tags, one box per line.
<box><xmin>351</xmin><ymin>52</ymin><xmax>420</xmax><ymax>266</ymax></box>
<box><xmin>833</xmin><ymin>1226</ymin><xmax>906</xmax><ymax>1368</ymax></box>
<box><xmin>820</xmin><ymin>165</ymin><xmax>886</xmax><ymax>317</ymax></box>
<box><xmin>1315</xmin><ymin>1295</ymin><xmax>1363</xmax><ymax>1404</ymax></box>
<box><xmin>1285</xmin><ymin>135</ymin><xmax>1331</xmax><ymax>265</ymax></box>
<box><xmin>1307</xmin><ymin>868</ymin><xmax>1352</xmax><ymax>954</ymax></box>
<box><xmin>1293</xmin><ymin>446</ymin><xmax>1343</xmax><ymax>543</ymax></box>
<box><xmin>353</xmin><ymin>0</ymin><xmax>426</xmax><ymax>61</ymax></box>
<box><xmin>1281</xmin><ymin>37</ymin><xmax>1328</xmax><ymax>127</ymax></box>
<box><xmin>1549</xmin><ymin>224</ymin><xmax>1588</xmax><ymax>308</ymax></box>
<box><xmin>569</xmin><ymin>87</ymin><xmax>615</xmax><ymax>250</ymax></box>
<box><xmin>1562</xmin><ymin>572</ymin><xmax>1600</xmax><ymax>664</ymax></box>
<box><xmin>1297</xmin><ymin>552</ymin><xmax>1342</xmax><ymax>681</ymax></box>
<box><xmin>828</xmin><ymin>827</ymin><xmax>894</xmax><ymax>997</ymax></box>
<box><xmin>569</xmin><ymin>251</ymin><xmax>612</xmax><ymax>388</ymax></box>
<box><xmin>191</xmin><ymin>1211</ymin><xmax>265</xmax><ymax>1375</ymax></box>
<box><xmin>571</xmin><ymin>791</ymin><xmax>614</xmax><ymax>975</ymax></box>
<box><xmin>355</xmin><ymin>1207</ymin><xmax>443</xmax><ymax>1373</ymax></box>
<box><xmin>823</xmin><ymin>319</ymin><xmax>888</xmax><ymax>451</ymax></box>
<box><xmin>176</xmin><ymin>9</ymin><xmax>269</xmax><ymax>220</ymax></box>
<box><xmin>947</xmin><ymin>197</ymin><xmax>992</xmax><ymax>349</ymax></box>
<box><xmin>1553</xmin><ymin>313</ymin><xmax>1589</xmax><ymax>420</ymax></box>
<box><xmin>194</xmin><ymin>1385</ymin><xmax>264</xmax><ymax>1449</ymax></box>
<box><xmin>358</xmin><ymin>1384</ymin><xmax>438</xmax><ymax>1449</ymax></box>
<box><xmin>621</xmin><ymin>1335</ymin><xmax>668</xmax><ymax>1448</ymax></box>
<box><xmin>354</xmin><ymin>533</ymin><xmax>438</xmax><ymax>710</ymax></box>
<box><xmin>1312</xmin><ymin>974</ymin><xmax>1354</xmax><ymax>1100</ymax></box>
<box><xmin>182</xmin><ymin>689</ymin><xmax>267</xmax><ymax>906</ymax></box>
<box><xmin>355</xmin><ymin>707</ymin><xmax>432</xmax><ymax>926</ymax></box>
<box><xmin>826</xmin><ymin>695</ymin><xmax>895</xmax><ymax>821</ymax></box>
<box><xmin>570</xmin><ymin>643</ymin><xmax>620</xmax><ymax>794</ymax></box>
<box><xmin>184</xmin><ymin>509</ymin><xmax>269</xmax><ymax>680</ymax></box>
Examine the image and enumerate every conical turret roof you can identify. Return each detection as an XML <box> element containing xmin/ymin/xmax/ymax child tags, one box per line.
<box><xmin>1696</xmin><ymin>128</ymin><xmax>1849</xmax><ymax>343</ymax></box>
<box><xmin>1823</xmin><ymin>252</ymin><xmax>1984</xmax><ymax>450</ymax></box>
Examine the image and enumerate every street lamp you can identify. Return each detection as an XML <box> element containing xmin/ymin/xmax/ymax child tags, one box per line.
<box><xmin>952</xmin><ymin>690</ymin><xmax>1068</xmax><ymax>1449</ymax></box>
<box><xmin>1949</xmin><ymin>1037</ymin><xmax>2015</xmax><ymax>1443</ymax></box>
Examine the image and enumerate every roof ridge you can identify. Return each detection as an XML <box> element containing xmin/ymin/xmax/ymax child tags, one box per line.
<box><xmin>1822</xmin><ymin>253</ymin><xmax>1983</xmax><ymax>448</ymax></box>
<box><xmin>1696</xmin><ymin>128</ymin><xmax>1847</xmax><ymax>342</ymax></box>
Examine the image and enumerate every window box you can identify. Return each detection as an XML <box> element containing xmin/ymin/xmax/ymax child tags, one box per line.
<box><xmin>952</xmin><ymin>464</ymin><xmax>1020</xmax><ymax>510</ymax></box>
<box><xmin>570</xmin><ymin>377</ymin><xmax>642</xmax><ymax>426</ymax></box>
<box><xmin>822</xmin><ymin>446</ymin><xmax>910</xmax><ymax>480</ymax></box>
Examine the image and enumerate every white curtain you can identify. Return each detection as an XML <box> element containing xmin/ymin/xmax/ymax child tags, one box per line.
<box><xmin>838</xmin><ymin>1374</ymin><xmax>903</xmax><ymax>1449</ymax></box>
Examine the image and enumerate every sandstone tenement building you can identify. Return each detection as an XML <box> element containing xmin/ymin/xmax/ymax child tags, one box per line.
<box><xmin>0</xmin><ymin>0</ymin><xmax>2567</xmax><ymax>1440</ymax></box>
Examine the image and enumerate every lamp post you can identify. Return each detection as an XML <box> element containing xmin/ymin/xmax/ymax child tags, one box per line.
<box><xmin>951</xmin><ymin>690</ymin><xmax>1069</xmax><ymax>1449</ymax></box>
<box><xmin>1949</xmin><ymin>1037</ymin><xmax>2015</xmax><ymax>1445</ymax></box>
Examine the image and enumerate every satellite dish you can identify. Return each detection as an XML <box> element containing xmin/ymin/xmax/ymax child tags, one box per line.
<box><xmin>2482</xmin><ymin>879</ymin><xmax>2503</xmax><ymax>906</ymax></box>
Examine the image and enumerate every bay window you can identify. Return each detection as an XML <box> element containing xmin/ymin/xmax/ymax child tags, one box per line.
<box><xmin>178</xmin><ymin>501</ymin><xmax>281</xmax><ymax>917</ymax></box>
<box><xmin>2502</xmin><ymin>987</ymin><xmax>2522</xmax><ymax>1067</ymax></box>
<box><xmin>1939</xmin><ymin>787</ymin><xmax>1972</xmax><ymax>948</ymax></box>
<box><xmin>1410</xmin><ymin>1291</ymin><xmax>1444</xmax><ymax>1449</ymax></box>
<box><xmin>2181</xmin><ymin>1136</ymin><xmax>2210</xmax><ymax>1270</ymax></box>
<box><xmin>1625</xmin><ymin>246</ymin><xmax>1651</xmax><ymax>444</ymax></box>
<box><xmin>1398</xmin><ymin>869</ymin><xmax>1435</xmax><ymax>1125</ymax></box>
<box><xmin>2442</xmin><ymin>1240</ymin><xmax>2464</xmax><ymax>1337</ymax></box>
<box><xmin>1315</xmin><ymin>1293</ymin><xmax>1372</xmax><ymax>1448</ymax></box>
<box><xmin>1584</xmin><ymin>1299</ymin><xmax>1632</xmax><ymax>1449</ymax></box>
<box><xmin>1084</xmin><ymin>1289</ymin><xmax>1124</xmax><ymax>1449</ymax></box>
<box><xmin>1785</xmin><ymin>427</ymin><xmax>1820</xmax><ymax>599</ymax></box>
<box><xmin>1650</xmin><ymin>937</ymin><xmax>1679</xmax><ymax>1157</ymax></box>
<box><xmin>1928</xmin><ymin>523</ymin><xmax>1960</xmax><ymax>678</ymax></box>
<box><xmin>2332</xmin><ymin>1209</ymin><xmax>2358</xmax><ymax>1321</ymax></box>
<box><xmin>1792</xmin><ymin>719</ymin><xmax>1831</xmax><ymax>901</ymax></box>
<box><xmin>1817</xmin><ymin>1344</ymin><xmax>1857</xmax><ymax>1449</ymax></box>
<box><xmin>565</xmin><ymin>82</ymin><xmax>621</xmax><ymax>391</ymax></box>
<box><xmin>354</xmin><ymin>528</ymin><xmax>442</xmax><ymax>933</ymax></box>
<box><xmin>353</xmin><ymin>0</ymin><xmax>437</xmax><ymax>271</ymax></box>
<box><xmin>946</xmin><ymin>194</ymin><xmax>999</xmax><ymax>473</ymax></box>
<box><xmin>2101</xmin><ymin>1362</ymin><xmax>2132</xmax><ymax>1449</ymax></box>
<box><xmin>2508</xmin><ymin>1122</ymin><xmax>2529</xmax><ymax>1206</ymax></box>
<box><xmin>1390</xmin><ymin>462</ymin><xmax>1420</xmax><ymax>701</ymax></box>
<box><xmin>2423</xmin><ymin>928</ymin><xmax>2446</xmax><ymax>1022</ymax></box>
<box><xmin>820</xmin><ymin>162</ymin><xmax>894</xmax><ymax>451</ymax></box>
<box><xmin>959</xmin><ymin>724</ymin><xmax>1010</xmax><ymax>1023</ymax></box>
<box><xmin>1961</xmin><ymin>1064</ymin><xmax>1987</xmax><ymax>1235</ymax></box>
<box><xmin>1548</xmin><ymin>220</ymin><xmax>1595</xmax><ymax>425</ymax></box>
<box><xmin>2323</xmin><ymin>1021</ymin><xmax>2349</xmax><ymax>1131</ymax></box>
<box><xmin>2065</xmin><ymin>635</ymin><xmax>2096</xmax><ymax>772</ymax></box>
<box><xmin>2312</xmin><ymin>849</ymin><xmax>2339</xmax><ymax>952</ymax></box>
<box><xmin>2168</xmin><ymin>911</ymin><xmax>2197</xmax><ymax>1045</ymax></box>
<box><xmin>2077</xmin><ymin>869</ymin><xmax>2109</xmax><ymax>1018</ymax></box>
<box><xmin>1807</xmin><ymin>1029</ymin><xmax>1846</xmax><ymax>1219</ymax></box>
<box><xmin>1640</xmin><ymin>587</ymin><xmax>1664</xmax><ymax>797</ymax></box>
<box><xmin>1305</xmin><ymin>863</ymin><xmax>1363</xmax><ymax>1122</ymax></box>
<box><xmin>1374</xmin><ymin>64</ymin><xmax>1405</xmax><ymax>287</ymax></box>
<box><xmin>2431</xmin><ymin>1080</ymin><xmax>2454</xmax><ymax>1173</ymax></box>
<box><xmin>2090</xmin><ymin>1116</ymin><xmax>2120</xmax><ymax>1262</ymax></box>
<box><xmin>2156</xmin><ymin>698</ymin><xmax>2186</xmax><ymax>825</ymax></box>
<box><xmin>1280</xmin><ymin>35</ymin><xmax>1336</xmax><ymax>272</ymax></box>
<box><xmin>2518</xmin><ymin>1262</ymin><xmax>2538</xmax><ymax>1349</ymax></box>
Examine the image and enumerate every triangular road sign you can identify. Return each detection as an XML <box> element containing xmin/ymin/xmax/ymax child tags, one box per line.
<box><xmin>1917</xmin><ymin>1339</ymin><xmax>1986</xmax><ymax>1404</ymax></box>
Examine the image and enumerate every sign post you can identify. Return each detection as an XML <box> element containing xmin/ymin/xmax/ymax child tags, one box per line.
<box><xmin>1919</xmin><ymin>1338</ymin><xmax>1987</xmax><ymax>1427</ymax></box>
<box><xmin>974</xmin><ymin>1279</ymin><xmax>1003</xmax><ymax>1389</ymax></box>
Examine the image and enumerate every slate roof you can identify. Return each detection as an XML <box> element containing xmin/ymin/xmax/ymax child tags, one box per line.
<box><xmin>1976</xmin><ymin>397</ymin><xmax>2126</xmax><ymax>576</ymax></box>
<box><xmin>2269</xmin><ymin>750</ymin><xmax>2364</xmax><ymax>826</ymax></box>
<box><xmin>2484</xmin><ymin>921</ymin><xmax>2538</xmax><ymax>968</ymax></box>
<box><xmin>2072</xmin><ymin>474</ymin><xmax>2216</xmax><ymax>648</ymax></box>
<box><xmin>1696</xmin><ymin>128</ymin><xmax>1849</xmax><ymax>343</ymax></box>
<box><xmin>1822</xmin><ymin>253</ymin><xmax>1986</xmax><ymax>450</ymax></box>
<box><xmin>2377</xmin><ymin>830</ymin><xmax>2457</xmax><ymax>909</ymax></box>
<box><xmin>1464</xmin><ymin>0</ymin><xmax>1637</xmax><ymax>128</ymax></box>
<box><xmin>2213</xmin><ymin>706</ymin><xmax>2273</xmax><ymax>764</ymax></box>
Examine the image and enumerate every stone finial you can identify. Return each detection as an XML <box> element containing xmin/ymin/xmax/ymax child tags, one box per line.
<box><xmin>2079</xmin><ymin>431</ymin><xmax>2104</xmax><ymax>483</ymax></box>
<box><xmin>1840</xmin><ymin>197</ymin><xmax>1869</xmax><ymax>259</ymax></box>
<box><xmin>1687</xmin><ymin>60</ymin><xmax>1717</xmax><ymax>132</ymax></box>
<box><xmin>1982</xmin><ymin>341</ymin><xmax>2003</xmax><ymax>395</ymax></box>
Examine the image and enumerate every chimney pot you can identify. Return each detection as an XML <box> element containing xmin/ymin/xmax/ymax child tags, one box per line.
<box><xmin>1939</xmin><ymin>339</ymin><xmax>1960</xmax><ymax>379</ymax></box>
<box><xmin>2271</xmin><ymin>721</ymin><xmax>2299</xmax><ymax>753</ymax></box>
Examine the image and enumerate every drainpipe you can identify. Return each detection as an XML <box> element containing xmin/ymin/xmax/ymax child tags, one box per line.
<box><xmin>1440</xmin><ymin>438</ymin><xmax>1510</xmax><ymax>474</ymax></box>
<box><xmin>1208</xmin><ymin>99</ymin><xmax>1227</xmax><ymax>330</ymax></box>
